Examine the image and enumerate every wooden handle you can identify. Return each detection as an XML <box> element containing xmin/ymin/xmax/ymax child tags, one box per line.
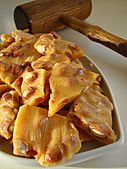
<box><xmin>14</xmin><ymin>0</ymin><xmax>92</xmax><ymax>34</ymax></box>
<box><xmin>60</xmin><ymin>14</ymin><xmax>127</xmax><ymax>57</ymax></box>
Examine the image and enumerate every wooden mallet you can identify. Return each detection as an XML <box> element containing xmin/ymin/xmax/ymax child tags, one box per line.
<box><xmin>14</xmin><ymin>0</ymin><xmax>127</xmax><ymax>57</ymax></box>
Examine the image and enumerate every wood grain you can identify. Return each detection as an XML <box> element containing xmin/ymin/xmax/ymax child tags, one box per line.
<box><xmin>60</xmin><ymin>14</ymin><xmax>127</xmax><ymax>57</ymax></box>
<box><xmin>14</xmin><ymin>0</ymin><xmax>92</xmax><ymax>34</ymax></box>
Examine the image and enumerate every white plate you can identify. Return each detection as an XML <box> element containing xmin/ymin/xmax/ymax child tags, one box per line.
<box><xmin>0</xmin><ymin>0</ymin><xmax>127</xmax><ymax>168</ymax></box>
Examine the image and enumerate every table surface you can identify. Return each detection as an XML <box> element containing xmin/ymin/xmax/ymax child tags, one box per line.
<box><xmin>0</xmin><ymin>0</ymin><xmax>127</xmax><ymax>168</ymax></box>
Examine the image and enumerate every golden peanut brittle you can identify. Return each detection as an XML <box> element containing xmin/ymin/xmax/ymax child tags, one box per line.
<box><xmin>0</xmin><ymin>90</ymin><xmax>19</xmax><ymax>139</ymax></box>
<box><xmin>0</xmin><ymin>30</ymin><xmax>33</xmax><ymax>52</ymax></box>
<box><xmin>0</xmin><ymin>61</ymin><xmax>24</xmax><ymax>84</ymax></box>
<box><xmin>13</xmin><ymin>105</ymin><xmax>81</xmax><ymax>166</ymax></box>
<box><xmin>31</xmin><ymin>53</ymin><xmax>70</xmax><ymax>70</ymax></box>
<box><xmin>0</xmin><ymin>29</ymin><xmax>33</xmax><ymax>44</ymax></box>
<box><xmin>48</xmin><ymin>62</ymin><xmax>99</xmax><ymax>117</ymax></box>
<box><xmin>21</xmin><ymin>69</ymin><xmax>50</xmax><ymax>106</ymax></box>
<box><xmin>0</xmin><ymin>33</ymin><xmax>14</xmax><ymax>49</ymax></box>
<box><xmin>34</xmin><ymin>32</ymin><xmax>84</xmax><ymax>60</ymax></box>
<box><xmin>0</xmin><ymin>37</ymin><xmax>41</xmax><ymax>65</ymax></box>
<box><xmin>0</xmin><ymin>30</ymin><xmax>116</xmax><ymax>166</ymax></box>
<box><xmin>67</xmin><ymin>85</ymin><xmax>115</xmax><ymax>144</ymax></box>
<box><xmin>11</xmin><ymin>66</ymin><xmax>33</xmax><ymax>96</ymax></box>
<box><xmin>11</xmin><ymin>30</ymin><xmax>34</xmax><ymax>42</ymax></box>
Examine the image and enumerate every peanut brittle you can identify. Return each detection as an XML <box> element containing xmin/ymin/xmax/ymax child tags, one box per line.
<box><xmin>0</xmin><ymin>29</ymin><xmax>33</xmax><ymax>47</ymax></box>
<box><xmin>21</xmin><ymin>69</ymin><xmax>50</xmax><ymax>106</ymax></box>
<box><xmin>0</xmin><ymin>61</ymin><xmax>24</xmax><ymax>84</ymax></box>
<box><xmin>0</xmin><ymin>30</ymin><xmax>116</xmax><ymax>167</ymax></box>
<box><xmin>13</xmin><ymin>105</ymin><xmax>81</xmax><ymax>166</ymax></box>
<box><xmin>11</xmin><ymin>30</ymin><xmax>34</xmax><ymax>42</ymax></box>
<box><xmin>48</xmin><ymin>62</ymin><xmax>99</xmax><ymax>117</ymax></box>
<box><xmin>67</xmin><ymin>85</ymin><xmax>115</xmax><ymax>144</ymax></box>
<box><xmin>0</xmin><ymin>33</ymin><xmax>14</xmax><ymax>49</ymax></box>
<box><xmin>11</xmin><ymin>66</ymin><xmax>33</xmax><ymax>96</ymax></box>
<box><xmin>34</xmin><ymin>32</ymin><xmax>84</xmax><ymax>60</ymax></box>
<box><xmin>0</xmin><ymin>37</ymin><xmax>41</xmax><ymax>65</ymax></box>
<box><xmin>31</xmin><ymin>53</ymin><xmax>70</xmax><ymax>70</ymax></box>
<box><xmin>0</xmin><ymin>90</ymin><xmax>19</xmax><ymax>139</ymax></box>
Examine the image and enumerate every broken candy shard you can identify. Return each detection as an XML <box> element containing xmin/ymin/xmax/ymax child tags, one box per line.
<box><xmin>13</xmin><ymin>105</ymin><xmax>81</xmax><ymax>166</ymax></box>
<box><xmin>31</xmin><ymin>53</ymin><xmax>70</xmax><ymax>71</ymax></box>
<box><xmin>48</xmin><ymin>62</ymin><xmax>99</xmax><ymax>117</ymax></box>
<box><xmin>34</xmin><ymin>32</ymin><xmax>84</xmax><ymax>60</ymax></box>
<box><xmin>0</xmin><ymin>61</ymin><xmax>24</xmax><ymax>85</ymax></box>
<box><xmin>21</xmin><ymin>69</ymin><xmax>50</xmax><ymax>106</ymax></box>
<box><xmin>0</xmin><ymin>90</ymin><xmax>19</xmax><ymax>139</ymax></box>
<box><xmin>67</xmin><ymin>84</ymin><xmax>115</xmax><ymax>144</ymax></box>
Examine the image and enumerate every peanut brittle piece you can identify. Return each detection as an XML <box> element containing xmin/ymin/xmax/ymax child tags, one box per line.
<box><xmin>31</xmin><ymin>53</ymin><xmax>70</xmax><ymax>70</ymax></box>
<box><xmin>11</xmin><ymin>30</ymin><xmax>34</xmax><ymax>42</ymax></box>
<box><xmin>48</xmin><ymin>62</ymin><xmax>99</xmax><ymax>117</ymax></box>
<box><xmin>67</xmin><ymin>85</ymin><xmax>115</xmax><ymax>144</ymax></box>
<box><xmin>0</xmin><ymin>90</ymin><xmax>19</xmax><ymax>139</ymax></box>
<box><xmin>0</xmin><ymin>37</ymin><xmax>41</xmax><ymax>65</ymax></box>
<box><xmin>71</xmin><ymin>58</ymin><xmax>84</xmax><ymax>68</ymax></box>
<box><xmin>0</xmin><ymin>29</ymin><xmax>32</xmax><ymax>48</ymax></box>
<box><xmin>1</xmin><ymin>33</ymin><xmax>14</xmax><ymax>43</ymax></box>
<box><xmin>0</xmin><ymin>61</ymin><xmax>24</xmax><ymax>84</ymax></box>
<box><xmin>11</xmin><ymin>66</ymin><xmax>33</xmax><ymax>95</ymax></box>
<box><xmin>13</xmin><ymin>105</ymin><xmax>81</xmax><ymax>166</ymax></box>
<box><xmin>21</xmin><ymin>69</ymin><xmax>50</xmax><ymax>106</ymax></box>
<box><xmin>34</xmin><ymin>32</ymin><xmax>84</xmax><ymax>60</ymax></box>
<box><xmin>0</xmin><ymin>33</ymin><xmax>14</xmax><ymax>49</ymax></box>
<box><xmin>11</xmin><ymin>77</ymin><xmax>23</xmax><ymax>96</ymax></box>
